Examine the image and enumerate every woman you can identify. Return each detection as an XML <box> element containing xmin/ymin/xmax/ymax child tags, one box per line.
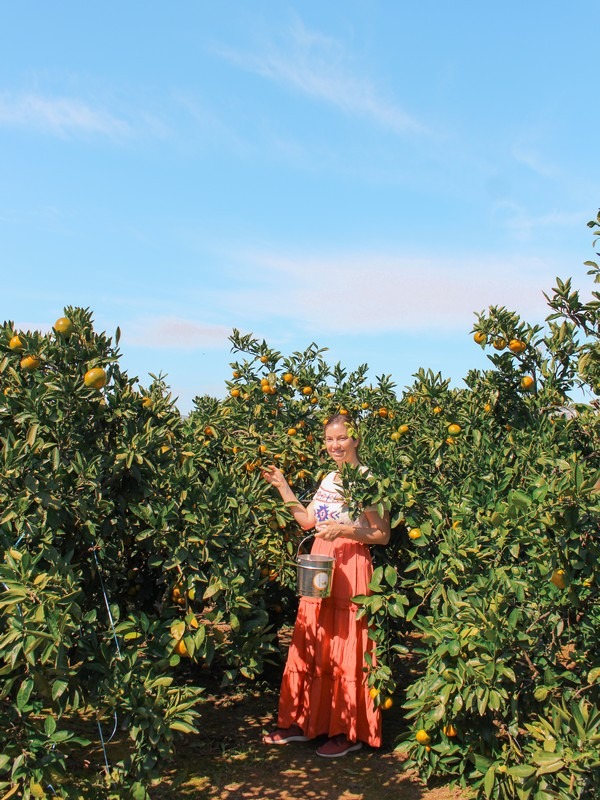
<box><xmin>262</xmin><ymin>414</ymin><xmax>390</xmax><ymax>758</ymax></box>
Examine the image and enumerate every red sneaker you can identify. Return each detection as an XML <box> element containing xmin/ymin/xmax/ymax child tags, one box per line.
<box><xmin>263</xmin><ymin>724</ymin><xmax>309</xmax><ymax>745</ymax></box>
<box><xmin>316</xmin><ymin>734</ymin><xmax>363</xmax><ymax>758</ymax></box>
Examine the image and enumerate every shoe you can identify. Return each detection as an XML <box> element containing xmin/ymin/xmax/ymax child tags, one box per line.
<box><xmin>263</xmin><ymin>724</ymin><xmax>309</xmax><ymax>745</ymax></box>
<box><xmin>316</xmin><ymin>734</ymin><xmax>363</xmax><ymax>758</ymax></box>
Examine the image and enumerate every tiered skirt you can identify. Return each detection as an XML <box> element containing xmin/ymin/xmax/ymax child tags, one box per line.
<box><xmin>277</xmin><ymin>537</ymin><xmax>381</xmax><ymax>747</ymax></box>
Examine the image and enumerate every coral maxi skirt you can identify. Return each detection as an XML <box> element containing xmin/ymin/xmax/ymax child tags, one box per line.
<box><xmin>277</xmin><ymin>536</ymin><xmax>382</xmax><ymax>747</ymax></box>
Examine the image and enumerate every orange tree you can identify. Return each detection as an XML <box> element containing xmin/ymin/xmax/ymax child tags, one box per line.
<box><xmin>2</xmin><ymin>214</ymin><xmax>598</xmax><ymax>799</ymax></box>
<box><xmin>0</xmin><ymin>308</ymin><xmax>206</xmax><ymax>799</ymax></box>
<box><xmin>349</xmin><ymin>216</ymin><xmax>600</xmax><ymax>798</ymax></box>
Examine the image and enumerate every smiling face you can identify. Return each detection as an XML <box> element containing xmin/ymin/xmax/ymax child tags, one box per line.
<box><xmin>324</xmin><ymin>420</ymin><xmax>360</xmax><ymax>467</ymax></box>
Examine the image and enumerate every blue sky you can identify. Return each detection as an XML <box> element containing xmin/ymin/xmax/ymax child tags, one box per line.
<box><xmin>1</xmin><ymin>2</ymin><xmax>598</xmax><ymax>412</ymax></box>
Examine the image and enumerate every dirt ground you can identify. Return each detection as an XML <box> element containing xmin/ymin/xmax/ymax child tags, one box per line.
<box><xmin>153</xmin><ymin>683</ymin><xmax>469</xmax><ymax>800</ymax></box>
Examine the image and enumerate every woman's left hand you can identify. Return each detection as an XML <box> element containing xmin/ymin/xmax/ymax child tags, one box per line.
<box><xmin>315</xmin><ymin>521</ymin><xmax>348</xmax><ymax>541</ymax></box>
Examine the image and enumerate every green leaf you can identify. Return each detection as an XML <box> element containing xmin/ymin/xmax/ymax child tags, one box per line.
<box><xmin>384</xmin><ymin>565</ymin><xmax>398</xmax><ymax>587</ymax></box>
<box><xmin>44</xmin><ymin>715</ymin><xmax>57</xmax><ymax>736</ymax></box>
<box><xmin>16</xmin><ymin>679</ymin><xmax>34</xmax><ymax>711</ymax></box>
<box><xmin>484</xmin><ymin>766</ymin><xmax>496</xmax><ymax>798</ymax></box>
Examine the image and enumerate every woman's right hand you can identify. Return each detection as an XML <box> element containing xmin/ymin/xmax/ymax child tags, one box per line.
<box><xmin>262</xmin><ymin>464</ymin><xmax>287</xmax><ymax>489</ymax></box>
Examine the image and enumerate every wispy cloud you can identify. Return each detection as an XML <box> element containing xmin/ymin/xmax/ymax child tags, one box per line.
<box><xmin>0</xmin><ymin>92</ymin><xmax>130</xmax><ymax>138</ymax></box>
<box><xmin>494</xmin><ymin>201</ymin><xmax>590</xmax><ymax>241</ymax></box>
<box><xmin>213</xmin><ymin>18</ymin><xmax>425</xmax><ymax>135</ymax></box>
<box><xmin>216</xmin><ymin>248</ymin><xmax>564</xmax><ymax>335</ymax></box>
<box><xmin>124</xmin><ymin>317</ymin><xmax>230</xmax><ymax>350</ymax></box>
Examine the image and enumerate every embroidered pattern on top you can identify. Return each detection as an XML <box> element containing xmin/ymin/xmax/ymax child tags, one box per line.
<box><xmin>314</xmin><ymin>503</ymin><xmax>342</xmax><ymax>522</ymax></box>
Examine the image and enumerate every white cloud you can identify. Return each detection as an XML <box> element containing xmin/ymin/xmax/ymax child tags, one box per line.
<box><xmin>494</xmin><ymin>202</ymin><xmax>590</xmax><ymax>241</ymax></box>
<box><xmin>216</xmin><ymin>248</ymin><xmax>566</xmax><ymax>335</ymax></box>
<box><xmin>123</xmin><ymin>317</ymin><xmax>231</xmax><ymax>350</ymax></box>
<box><xmin>0</xmin><ymin>92</ymin><xmax>130</xmax><ymax>137</ymax></box>
<box><xmin>213</xmin><ymin>19</ymin><xmax>425</xmax><ymax>135</ymax></box>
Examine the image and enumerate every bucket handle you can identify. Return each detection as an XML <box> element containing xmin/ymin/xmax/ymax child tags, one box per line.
<box><xmin>297</xmin><ymin>533</ymin><xmax>315</xmax><ymax>559</ymax></box>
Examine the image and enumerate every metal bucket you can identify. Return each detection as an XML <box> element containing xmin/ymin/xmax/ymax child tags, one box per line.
<box><xmin>296</xmin><ymin>535</ymin><xmax>335</xmax><ymax>599</ymax></box>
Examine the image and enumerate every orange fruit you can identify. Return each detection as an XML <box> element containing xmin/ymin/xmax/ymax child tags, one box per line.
<box><xmin>433</xmin><ymin>406</ymin><xmax>442</xmax><ymax>414</ymax></box>
<box><xmin>446</xmin><ymin>436</ymin><xmax>455</xmax><ymax>445</ymax></box>
<box><xmin>447</xmin><ymin>423</ymin><xmax>461</xmax><ymax>435</ymax></box>
<box><xmin>378</xmin><ymin>407</ymin><xmax>388</xmax><ymax>418</ymax></box>
<box><xmin>340</xmin><ymin>408</ymin><xmax>349</xmax><ymax>415</ymax></box>
<box><xmin>361</xmin><ymin>402</ymin><xmax>370</xmax><ymax>410</ymax></box>
<box><xmin>230</xmin><ymin>388</ymin><xmax>240</xmax><ymax>398</ymax></box>
<box><xmin>520</xmin><ymin>375</ymin><xmax>535</xmax><ymax>391</ymax></box>
<box><xmin>310</xmin><ymin>396</ymin><xmax>318</xmax><ymax>404</ymax></box>
<box><xmin>391</xmin><ymin>431</ymin><xmax>401</xmax><ymax>442</ymax></box>
<box><xmin>398</xmin><ymin>424</ymin><xmax>409</xmax><ymax>435</ymax></box>
<box><xmin>369</xmin><ymin>687</ymin><xmax>380</xmax><ymax>699</ymax></box>
<box><xmin>484</xmin><ymin>403</ymin><xmax>492</xmax><ymax>413</ymax></box>
<box><xmin>232</xmin><ymin>370</ymin><xmax>241</xmax><ymax>378</ymax></box>
<box><xmin>20</xmin><ymin>355</ymin><xmax>40</xmax><ymax>372</ymax></box>
<box><xmin>287</xmin><ymin>427</ymin><xmax>297</xmax><ymax>436</ymax></box>
<box><xmin>260</xmin><ymin>355</ymin><xmax>269</xmax><ymax>363</ymax></box>
<box><xmin>416</xmin><ymin>729</ymin><xmax>431</xmax><ymax>745</ymax></box>
<box><xmin>84</xmin><ymin>367</ymin><xmax>106</xmax><ymax>389</ymax></box>
<box><xmin>493</xmin><ymin>337</ymin><xmax>507</xmax><ymax>350</ymax></box>
<box><xmin>174</xmin><ymin>638</ymin><xmax>189</xmax><ymax>657</ymax></box>
<box><xmin>551</xmin><ymin>569</ymin><xmax>566</xmax><ymax>589</ymax></box>
<box><xmin>382</xmin><ymin>697</ymin><xmax>393</xmax><ymax>710</ymax></box>
<box><xmin>8</xmin><ymin>335</ymin><xmax>23</xmax><ymax>351</ymax></box>
<box><xmin>408</xmin><ymin>528</ymin><xmax>422</xmax><ymax>540</ymax></box>
<box><xmin>473</xmin><ymin>331</ymin><xmax>486</xmax><ymax>345</ymax></box>
<box><xmin>53</xmin><ymin>317</ymin><xmax>73</xmax><ymax>336</ymax></box>
<box><xmin>283</xmin><ymin>373</ymin><xmax>293</xmax><ymax>383</ymax></box>
<box><xmin>261</xmin><ymin>384</ymin><xmax>272</xmax><ymax>394</ymax></box>
<box><xmin>302</xmin><ymin>386</ymin><xmax>313</xmax><ymax>395</ymax></box>
<box><xmin>443</xmin><ymin>724</ymin><xmax>457</xmax><ymax>737</ymax></box>
<box><xmin>142</xmin><ymin>397</ymin><xmax>153</xmax><ymax>410</ymax></box>
<box><xmin>509</xmin><ymin>339</ymin><xmax>526</xmax><ymax>354</ymax></box>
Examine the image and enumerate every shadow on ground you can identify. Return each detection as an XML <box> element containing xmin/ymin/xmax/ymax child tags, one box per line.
<box><xmin>152</xmin><ymin>684</ymin><xmax>468</xmax><ymax>800</ymax></box>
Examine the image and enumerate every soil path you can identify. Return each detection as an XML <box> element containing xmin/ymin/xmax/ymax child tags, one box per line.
<box><xmin>155</xmin><ymin>685</ymin><xmax>469</xmax><ymax>800</ymax></box>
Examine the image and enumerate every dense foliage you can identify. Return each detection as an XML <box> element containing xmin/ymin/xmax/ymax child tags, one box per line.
<box><xmin>1</xmin><ymin>213</ymin><xmax>599</xmax><ymax>798</ymax></box>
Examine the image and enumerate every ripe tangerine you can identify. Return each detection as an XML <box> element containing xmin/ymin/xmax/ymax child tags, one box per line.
<box><xmin>415</xmin><ymin>729</ymin><xmax>431</xmax><ymax>745</ymax></box>
<box><xmin>84</xmin><ymin>367</ymin><xmax>106</xmax><ymax>389</ymax></box>
<box><xmin>20</xmin><ymin>355</ymin><xmax>40</xmax><ymax>372</ymax></box>
<box><xmin>509</xmin><ymin>339</ymin><xmax>526</xmax><ymax>354</ymax></box>
<box><xmin>54</xmin><ymin>317</ymin><xmax>74</xmax><ymax>336</ymax></box>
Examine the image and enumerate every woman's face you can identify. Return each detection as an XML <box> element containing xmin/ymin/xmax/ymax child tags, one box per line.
<box><xmin>324</xmin><ymin>422</ymin><xmax>360</xmax><ymax>466</ymax></box>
